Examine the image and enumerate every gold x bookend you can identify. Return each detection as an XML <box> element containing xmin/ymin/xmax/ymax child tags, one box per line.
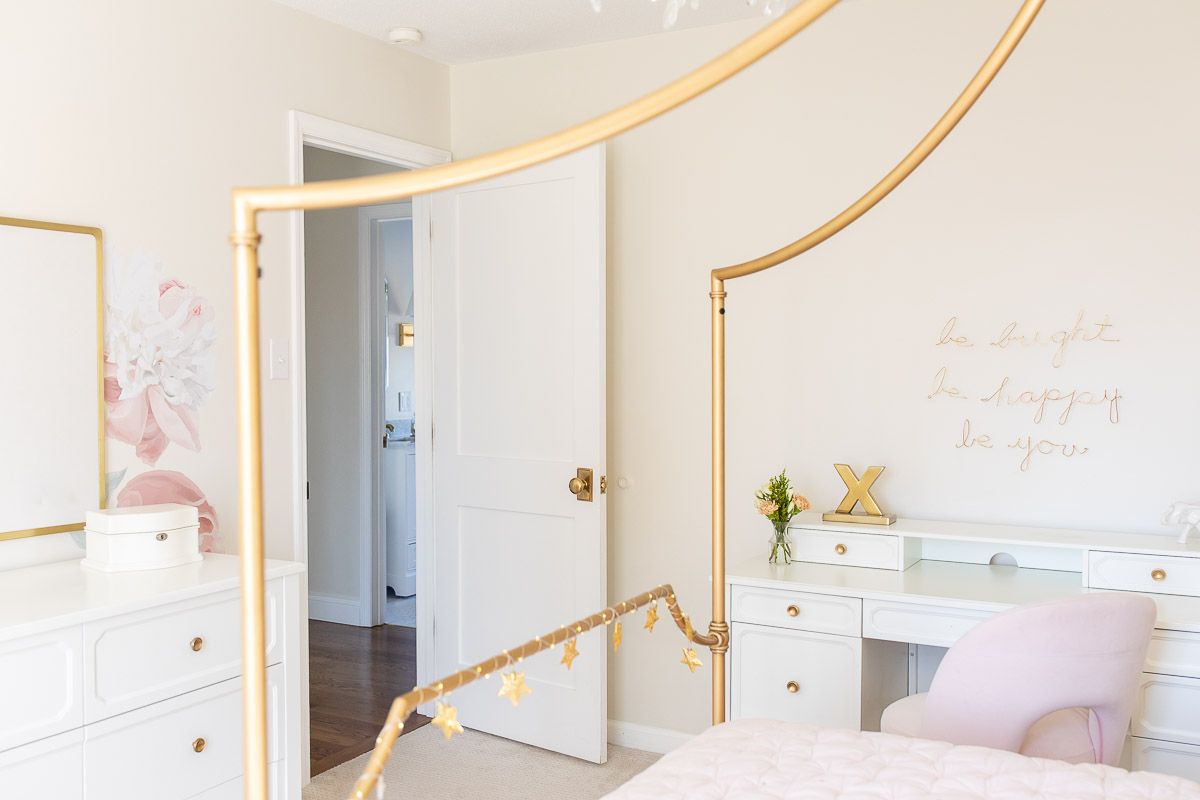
<box><xmin>821</xmin><ymin>464</ymin><xmax>897</xmax><ymax>526</ymax></box>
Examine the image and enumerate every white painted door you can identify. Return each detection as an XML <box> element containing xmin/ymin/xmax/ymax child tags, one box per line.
<box><xmin>431</xmin><ymin>145</ymin><xmax>606</xmax><ymax>762</ymax></box>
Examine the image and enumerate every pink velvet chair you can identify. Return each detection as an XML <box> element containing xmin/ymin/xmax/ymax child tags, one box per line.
<box><xmin>880</xmin><ymin>593</ymin><xmax>1156</xmax><ymax>765</ymax></box>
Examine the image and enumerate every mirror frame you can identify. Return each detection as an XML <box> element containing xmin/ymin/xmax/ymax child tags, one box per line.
<box><xmin>0</xmin><ymin>216</ymin><xmax>106</xmax><ymax>541</ymax></box>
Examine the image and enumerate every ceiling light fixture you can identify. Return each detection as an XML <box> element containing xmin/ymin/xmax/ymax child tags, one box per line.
<box><xmin>387</xmin><ymin>27</ymin><xmax>423</xmax><ymax>46</ymax></box>
<box><xmin>588</xmin><ymin>0</ymin><xmax>792</xmax><ymax>29</ymax></box>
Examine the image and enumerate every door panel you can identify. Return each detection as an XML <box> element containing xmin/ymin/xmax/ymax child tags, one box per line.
<box><xmin>431</xmin><ymin>145</ymin><xmax>606</xmax><ymax>762</ymax></box>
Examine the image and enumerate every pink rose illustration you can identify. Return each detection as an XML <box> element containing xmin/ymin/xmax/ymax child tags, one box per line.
<box><xmin>105</xmin><ymin>258</ymin><xmax>215</xmax><ymax>465</ymax></box>
<box><xmin>116</xmin><ymin>470</ymin><xmax>220</xmax><ymax>553</ymax></box>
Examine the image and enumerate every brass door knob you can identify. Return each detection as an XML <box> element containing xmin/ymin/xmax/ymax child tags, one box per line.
<box><xmin>192</xmin><ymin>737</ymin><xmax>206</xmax><ymax>753</ymax></box>
<box><xmin>568</xmin><ymin>468</ymin><xmax>594</xmax><ymax>502</ymax></box>
<box><xmin>190</xmin><ymin>637</ymin><xmax>204</xmax><ymax>652</ymax></box>
<box><xmin>834</xmin><ymin>543</ymin><xmax>847</xmax><ymax>555</ymax></box>
<box><xmin>1151</xmin><ymin>569</ymin><xmax>1167</xmax><ymax>582</ymax></box>
<box><xmin>786</xmin><ymin>605</ymin><xmax>800</xmax><ymax>617</ymax></box>
<box><xmin>786</xmin><ymin>681</ymin><xmax>800</xmax><ymax>694</ymax></box>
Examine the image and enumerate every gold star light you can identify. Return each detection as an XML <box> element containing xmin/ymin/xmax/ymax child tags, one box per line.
<box><xmin>613</xmin><ymin>621</ymin><xmax>623</xmax><ymax>652</ymax></box>
<box><xmin>498</xmin><ymin>671</ymin><xmax>533</xmax><ymax>707</ymax></box>
<box><xmin>644</xmin><ymin>603</ymin><xmax>659</xmax><ymax>632</ymax></box>
<box><xmin>431</xmin><ymin>701</ymin><xmax>464</xmax><ymax>740</ymax></box>
<box><xmin>681</xmin><ymin>648</ymin><xmax>703</xmax><ymax>673</ymax></box>
<box><xmin>561</xmin><ymin>637</ymin><xmax>579</xmax><ymax>670</ymax></box>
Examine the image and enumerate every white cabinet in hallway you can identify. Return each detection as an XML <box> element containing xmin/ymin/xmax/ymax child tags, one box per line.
<box><xmin>0</xmin><ymin>554</ymin><xmax>304</xmax><ymax>799</ymax></box>
<box><xmin>386</xmin><ymin>438</ymin><xmax>417</xmax><ymax>598</ymax></box>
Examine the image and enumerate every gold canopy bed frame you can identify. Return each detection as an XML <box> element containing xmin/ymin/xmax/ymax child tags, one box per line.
<box><xmin>228</xmin><ymin>1</ymin><xmax>1044</xmax><ymax>797</ymax></box>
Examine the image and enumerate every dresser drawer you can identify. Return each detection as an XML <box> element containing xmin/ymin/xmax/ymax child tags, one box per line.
<box><xmin>792</xmin><ymin>529</ymin><xmax>900</xmax><ymax>570</ymax></box>
<box><xmin>1131</xmin><ymin>736</ymin><xmax>1200</xmax><ymax>783</ymax></box>
<box><xmin>1147</xmin><ymin>630</ymin><xmax>1200</xmax><ymax>680</ymax></box>
<box><xmin>1089</xmin><ymin>551</ymin><xmax>1200</xmax><ymax>598</ymax></box>
<box><xmin>0</xmin><ymin>627</ymin><xmax>83</xmax><ymax>751</ymax></box>
<box><xmin>863</xmin><ymin>599</ymin><xmax>992</xmax><ymax>648</ymax></box>
<box><xmin>0</xmin><ymin>727</ymin><xmax>83</xmax><ymax>798</ymax></box>
<box><xmin>1133</xmin><ymin>672</ymin><xmax>1200</xmax><ymax>746</ymax></box>
<box><xmin>731</xmin><ymin>585</ymin><xmax>861</xmax><ymax>637</ymax></box>
<box><xmin>730</xmin><ymin>623</ymin><xmax>861</xmax><ymax>729</ymax></box>
<box><xmin>84</xmin><ymin>581</ymin><xmax>282</xmax><ymax>721</ymax></box>
<box><xmin>84</xmin><ymin>664</ymin><xmax>284</xmax><ymax>798</ymax></box>
<box><xmin>192</xmin><ymin>761</ymin><xmax>287</xmax><ymax>800</ymax></box>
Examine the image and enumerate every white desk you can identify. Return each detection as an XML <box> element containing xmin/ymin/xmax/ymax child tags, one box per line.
<box><xmin>726</xmin><ymin>517</ymin><xmax>1200</xmax><ymax>782</ymax></box>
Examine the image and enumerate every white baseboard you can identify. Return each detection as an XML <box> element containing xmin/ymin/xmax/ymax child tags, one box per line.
<box><xmin>608</xmin><ymin>720</ymin><xmax>692</xmax><ymax>754</ymax></box>
<box><xmin>309</xmin><ymin>592</ymin><xmax>361</xmax><ymax>625</ymax></box>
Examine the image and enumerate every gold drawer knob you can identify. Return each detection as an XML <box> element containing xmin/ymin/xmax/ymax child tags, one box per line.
<box><xmin>192</xmin><ymin>737</ymin><xmax>206</xmax><ymax>753</ymax></box>
<box><xmin>1151</xmin><ymin>569</ymin><xmax>1167</xmax><ymax>582</ymax></box>
<box><xmin>190</xmin><ymin>637</ymin><xmax>204</xmax><ymax>652</ymax></box>
<box><xmin>786</xmin><ymin>681</ymin><xmax>800</xmax><ymax>694</ymax></box>
<box><xmin>786</xmin><ymin>604</ymin><xmax>800</xmax><ymax>617</ymax></box>
<box><xmin>834</xmin><ymin>543</ymin><xmax>847</xmax><ymax>555</ymax></box>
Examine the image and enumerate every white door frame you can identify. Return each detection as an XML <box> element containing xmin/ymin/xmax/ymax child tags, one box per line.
<box><xmin>288</xmin><ymin>110</ymin><xmax>448</xmax><ymax>777</ymax></box>
<box><xmin>359</xmin><ymin>201</ymin><xmax>412</xmax><ymax>626</ymax></box>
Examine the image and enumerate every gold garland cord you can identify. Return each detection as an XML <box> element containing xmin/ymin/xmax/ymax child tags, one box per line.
<box><xmin>347</xmin><ymin>585</ymin><xmax>711</xmax><ymax>800</ymax></box>
<box><xmin>229</xmin><ymin>1</ymin><xmax>1048</xmax><ymax>798</ymax></box>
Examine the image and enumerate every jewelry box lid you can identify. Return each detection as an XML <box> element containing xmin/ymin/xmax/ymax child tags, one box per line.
<box><xmin>85</xmin><ymin>503</ymin><xmax>199</xmax><ymax>535</ymax></box>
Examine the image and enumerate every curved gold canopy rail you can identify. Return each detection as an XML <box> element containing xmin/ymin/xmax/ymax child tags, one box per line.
<box><xmin>229</xmin><ymin>1</ymin><xmax>1044</xmax><ymax>798</ymax></box>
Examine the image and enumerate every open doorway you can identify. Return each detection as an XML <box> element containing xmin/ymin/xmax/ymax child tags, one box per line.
<box><xmin>292</xmin><ymin>117</ymin><xmax>448</xmax><ymax>777</ymax></box>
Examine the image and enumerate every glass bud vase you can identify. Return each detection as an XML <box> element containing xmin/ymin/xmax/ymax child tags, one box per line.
<box><xmin>768</xmin><ymin>521</ymin><xmax>793</xmax><ymax>565</ymax></box>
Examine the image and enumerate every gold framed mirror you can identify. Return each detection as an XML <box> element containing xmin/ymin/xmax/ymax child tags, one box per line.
<box><xmin>0</xmin><ymin>216</ymin><xmax>105</xmax><ymax>541</ymax></box>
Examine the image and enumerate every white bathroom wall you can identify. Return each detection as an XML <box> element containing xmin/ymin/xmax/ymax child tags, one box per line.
<box><xmin>382</xmin><ymin>218</ymin><xmax>416</xmax><ymax>421</ymax></box>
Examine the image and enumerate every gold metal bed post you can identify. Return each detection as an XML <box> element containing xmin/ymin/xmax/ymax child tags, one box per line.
<box><xmin>229</xmin><ymin>0</ymin><xmax>1044</xmax><ymax>796</ymax></box>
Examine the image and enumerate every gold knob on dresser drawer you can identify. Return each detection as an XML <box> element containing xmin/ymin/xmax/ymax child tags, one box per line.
<box><xmin>190</xmin><ymin>637</ymin><xmax>204</xmax><ymax>652</ymax></box>
<box><xmin>192</xmin><ymin>737</ymin><xmax>206</xmax><ymax>753</ymax></box>
<box><xmin>1151</xmin><ymin>569</ymin><xmax>1167</xmax><ymax>582</ymax></box>
<box><xmin>834</xmin><ymin>543</ymin><xmax>847</xmax><ymax>555</ymax></box>
<box><xmin>786</xmin><ymin>604</ymin><xmax>800</xmax><ymax>618</ymax></box>
<box><xmin>786</xmin><ymin>681</ymin><xmax>800</xmax><ymax>694</ymax></box>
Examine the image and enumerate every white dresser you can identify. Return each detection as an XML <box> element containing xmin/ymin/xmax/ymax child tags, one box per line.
<box><xmin>727</xmin><ymin>518</ymin><xmax>1200</xmax><ymax>781</ymax></box>
<box><xmin>0</xmin><ymin>553</ymin><xmax>304</xmax><ymax>799</ymax></box>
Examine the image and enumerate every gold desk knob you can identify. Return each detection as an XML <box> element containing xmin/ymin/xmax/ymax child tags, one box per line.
<box><xmin>1151</xmin><ymin>569</ymin><xmax>1167</xmax><ymax>582</ymax></box>
<box><xmin>190</xmin><ymin>637</ymin><xmax>204</xmax><ymax>652</ymax></box>
<box><xmin>192</xmin><ymin>737</ymin><xmax>206</xmax><ymax>753</ymax></box>
<box><xmin>834</xmin><ymin>543</ymin><xmax>847</xmax><ymax>555</ymax></box>
<box><xmin>786</xmin><ymin>605</ymin><xmax>800</xmax><ymax>618</ymax></box>
<box><xmin>786</xmin><ymin>681</ymin><xmax>799</xmax><ymax>694</ymax></box>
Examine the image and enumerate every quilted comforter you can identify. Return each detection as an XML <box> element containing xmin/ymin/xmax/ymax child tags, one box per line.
<box><xmin>603</xmin><ymin>719</ymin><xmax>1200</xmax><ymax>799</ymax></box>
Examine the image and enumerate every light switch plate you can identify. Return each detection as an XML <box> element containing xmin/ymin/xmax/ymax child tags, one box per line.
<box><xmin>269</xmin><ymin>338</ymin><xmax>290</xmax><ymax>380</ymax></box>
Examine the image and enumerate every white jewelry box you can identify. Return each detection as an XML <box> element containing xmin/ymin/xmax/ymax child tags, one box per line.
<box><xmin>81</xmin><ymin>503</ymin><xmax>202</xmax><ymax>573</ymax></box>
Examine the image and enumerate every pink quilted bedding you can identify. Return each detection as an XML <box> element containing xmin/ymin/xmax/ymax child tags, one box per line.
<box><xmin>603</xmin><ymin>719</ymin><xmax>1200</xmax><ymax>799</ymax></box>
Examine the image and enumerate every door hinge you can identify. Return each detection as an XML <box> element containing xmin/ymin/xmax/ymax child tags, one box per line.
<box><xmin>599</xmin><ymin>475</ymin><xmax>607</xmax><ymax>494</ymax></box>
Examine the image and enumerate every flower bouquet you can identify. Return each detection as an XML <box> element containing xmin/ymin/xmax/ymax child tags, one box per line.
<box><xmin>755</xmin><ymin>470</ymin><xmax>810</xmax><ymax>565</ymax></box>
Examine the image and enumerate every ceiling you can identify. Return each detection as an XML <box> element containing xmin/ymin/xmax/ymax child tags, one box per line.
<box><xmin>273</xmin><ymin>0</ymin><xmax>774</xmax><ymax>64</ymax></box>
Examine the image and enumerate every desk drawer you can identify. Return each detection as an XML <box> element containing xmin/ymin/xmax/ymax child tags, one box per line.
<box><xmin>731</xmin><ymin>585</ymin><xmax>860</xmax><ymax>637</ymax></box>
<box><xmin>731</xmin><ymin>624</ymin><xmax>861</xmax><ymax>729</ymax></box>
<box><xmin>84</xmin><ymin>665</ymin><xmax>283</xmax><ymax>798</ymax></box>
<box><xmin>1089</xmin><ymin>551</ymin><xmax>1200</xmax><ymax>598</ymax></box>
<box><xmin>792</xmin><ymin>529</ymin><xmax>899</xmax><ymax>570</ymax></box>
<box><xmin>0</xmin><ymin>728</ymin><xmax>83</xmax><ymax>798</ymax></box>
<box><xmin>85</xmin><ymin>581</ymin><xmax>282</xmax><ymax>721</ymax></box>
<box><xmin>1131</xmin><ymin>737</ymin><xmax>1200</xmax><ymax>783</ymax></box>
<box><xmin>1147</xmin><ymin>630</ymin><xmax>1200</xmax><ymax>680</ymax></box>
<box><xmin>863</xmin><ymin>599</ymin><xmax>992</xmax><ymax>648</ymax></box>
<box><xmin>1133</xmin><ymin>672</ymin><xmax>1200</xmax><ymax>746</ymax></box>
<box><xmin>0</xmin><ymin>627</ymin><xmax>83</xmax><ymax>751</ymax></box>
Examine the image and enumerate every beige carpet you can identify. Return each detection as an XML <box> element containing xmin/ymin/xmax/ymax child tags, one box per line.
<box><xmin>304</xmin><ymin>725</ymin><xmax>660</xmax><ymax>800</ymax></box>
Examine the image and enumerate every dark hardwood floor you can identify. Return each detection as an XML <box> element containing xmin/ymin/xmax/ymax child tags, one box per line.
<box><xmin>309</xmin><ymin>621</ymin><xmax>430</xmax><ymax>776</ymax></box>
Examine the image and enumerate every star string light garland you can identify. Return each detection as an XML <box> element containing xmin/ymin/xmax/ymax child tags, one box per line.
<box><xmin>347</xmin><ymin>583</ymin><xmax>717</xmax><ymax>800</ymax></box>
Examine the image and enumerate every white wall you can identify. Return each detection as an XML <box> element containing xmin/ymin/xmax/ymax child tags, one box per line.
<box><xmin>382</xmin><ymin>218</ymin><xmax>416</xmax><ymax>421</ymax></box>
<box><xmin>451</xmin><ymin>0</ymin><xmax>1200</xmax><ymax>734</ymax></box>
<box><xmin>0</xmin><ymin>0</ymin><xmax>449</xmax><ymax>568</ymax></box>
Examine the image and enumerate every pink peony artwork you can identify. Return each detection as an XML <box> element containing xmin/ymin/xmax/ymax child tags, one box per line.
<box><xmin>116</xmin><ymin>470</ymin><xmax>220</xmax><ymax>553</ymax></box>
<box><xmin>105</xmin><ymin>259</ymin><xmax>215</xmax><ymax>465</ymax></box>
